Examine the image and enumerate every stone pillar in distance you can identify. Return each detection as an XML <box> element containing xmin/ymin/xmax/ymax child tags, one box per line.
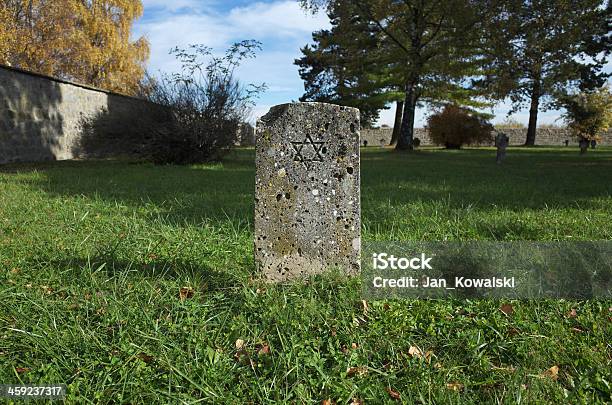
<box><xmin>255</xmin><ymin>102</ymin><xmax>361</xmax><ymax>282</ymax></box>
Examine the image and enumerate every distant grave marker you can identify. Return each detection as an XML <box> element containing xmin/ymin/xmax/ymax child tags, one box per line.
<box><xmin>255</xmin><ymin>102</ymin><xmax>361</xmax><ymax>282</ymax></box>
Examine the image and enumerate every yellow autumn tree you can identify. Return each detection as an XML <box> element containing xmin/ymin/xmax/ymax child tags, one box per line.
<box><xmin>0</xmin><ymin>0</ymin><xmax>149</xmax><ymax>95</ymax></box>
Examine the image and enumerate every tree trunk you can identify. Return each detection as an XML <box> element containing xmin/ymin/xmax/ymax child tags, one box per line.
<box><xmin>390</xmin><ymin>100</ymin><xmax>404</xmax><ymax>145</ymax></box>
<box><xmin>525</xmin><ymin>80</ymin><xmax>541</xmax><ymax>146</ymax></box>
<box><xmin>396</xmin><ymin>83</ymin><xmax>417</xmax><ymax>151</ymax></box>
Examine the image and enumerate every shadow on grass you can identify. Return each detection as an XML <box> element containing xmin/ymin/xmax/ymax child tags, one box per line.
<box><xmin>44</xmin><ymin>254</ymin><xmax>246</xmax><ymax>290</ymax></box>
<box><xmin>2</xmin><ymin>148</ymin><xmax>612</xmax><ymax>229</ymax></box>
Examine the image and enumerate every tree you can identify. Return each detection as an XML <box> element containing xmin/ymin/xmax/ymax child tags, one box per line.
<box><xmin>299</xmin><ymin>0</ymin><xmax>490</xmax><ymax>150</ymax></box>
<box><xmin>560</xmin><ymin>86</ymin><xmax>612</xmax><ymax>141</ymax></box>
<box><xmin>0</xmin><ymin>0</ymin><xmax>149</xmax><ymax>95</ymax></box>
<box><xmin>479</xmin><ymin>0</ymin><xmax>611</xmax><ymax>146</ymax></box>
<box><xmin>295</xmin><ymin>2</ymin><xmax>394</xmax><ymax>128</ymax></box>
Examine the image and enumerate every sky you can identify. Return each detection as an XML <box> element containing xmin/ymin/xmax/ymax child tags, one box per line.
<box><xmin>134</xmin><ymin>0</ymin><xmax>609</xmax><ymax>127</ymax></box>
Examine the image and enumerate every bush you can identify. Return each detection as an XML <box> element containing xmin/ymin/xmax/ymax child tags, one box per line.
<box><xmin>77</xmin><ymin>41</ymin><xmax>265</xmax><ymax>165</ymax></box>
<box><xmin>426</xmin><ymin>105</ymin><xmax>494</xmax><ymax>149</ymax></box>
<box><xmin>560</xmin><ymin>86</ymin><xmax>611</xmax><ymax>141</ymax></box>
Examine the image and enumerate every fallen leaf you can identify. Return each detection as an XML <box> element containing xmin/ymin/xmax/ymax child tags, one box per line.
<box><xmin>258</xmin><ymin>344</ymin><xmax>270</xmax><ymax>355</ymax></box>
<box><xmin>235</xmin><ymin>339</ymin><xmax>245</xmax><ymax>350</ymax></box>
<box><xmin>383</xmin><ymin>303</ymin><xmax>391</xmax><ymax>310</ymax></box>
<box><xmin>179</xmin><ymin>287</ymin><xmax>194</xmax><ymax>301</ymax></box>
<box><xmin>386</xmin><ymin>387</ymin><xmax>401</xmax><ymax>400</ymax></box>
<box><xmin>508</xmin><ymin>327</ymin><xmax>520</xmax><ymax>336</ymax></box>
<box><xmin>10</xmin><ymin>268</ymin><xmax>20</xmax><ymax>274</ymax></box>
<box><xmin>361</xmin><ymin>300</ymin><xmax>368</xmax><ymax>314</ymax></box>
<box><xmin>542</xmin><ymin>365</ymin><xmax>559</xmax><ymax>380</ymax></box>
<box><xmin>15</xmin><ymin>367</ymin><xmax>30</xmax><ymax>374</ymax></box>
<box><xmin>350</xmin><ymin>398</ymin><xmax>364</xmax><ymax>405</ymax></box>
<box><xmin>424</xmin><ymin>351</ymin><xmax>434</xmax><ymax>363</ymax></box>
<box><xmin>41</xmin><ymin>285</ymin><xmax>54</xmax><ymax>294</ymax></box>
<box><xmin>330</xmin><ymin>328</ymin><xmax>337</xmax><ymax>337</ymax></box>
<box><xmin>567</xmin><ymin>308</ymin><xmax>577</xmax><ymax>318</ymax></box>
<box><xmin>500</xmin><ymin>303</ymin><xmax>514</xmax><ymax>315</ymax></box>
<box><xmin>446</xmin><ymin>382</ymin><xmax>464</xmax><ymax>392</ymax></box>
<box><xmin>346</xmin><ymin>366</ymin><xmax>368</xmax><ymax>377</ymax></box>
<box><xmin>407</xmin><ymin>346</ymin><xmax>433</xmax><ymax>363</ymax></box>
<box><xmin>434</xmin><ymin>362</ymin><xmax>443</xmax><ymax>369</ymax></box>
<box><xmin>408</xmin><ymin>345</ymin><xmax>423</xmax><ymax>358</ymax></box>
<box><xmin>322</xmin><ymin>400</ymin><xmax>334</xmax><ymax>405</ymax></box>
<box><xmin>137</xmin><ymin>352</ymin><xmax>154</xmax><ymax>364</ymax></box>
<box><xmin>351</xmin><ymin>342</ymin><xmax>358</xmax><ymax>349</ymax></box>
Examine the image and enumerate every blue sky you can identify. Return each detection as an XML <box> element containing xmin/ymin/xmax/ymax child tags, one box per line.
<box><xmin>134</xmin><ymin>0</ymin><xmax>609</xmax><ymax>127</ymax></box>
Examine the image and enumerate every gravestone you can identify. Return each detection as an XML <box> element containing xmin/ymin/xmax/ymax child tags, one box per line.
<box><xmin>255</xmin><ymin>102</ymin><xmax>361</xmax><ymax>282</ymax></box>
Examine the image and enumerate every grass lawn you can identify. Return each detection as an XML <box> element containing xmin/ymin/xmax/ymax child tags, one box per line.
<box><xmin>1</xmin><ymin>147</ymin><xmax>611</xmax><ymax>403</ymax></box>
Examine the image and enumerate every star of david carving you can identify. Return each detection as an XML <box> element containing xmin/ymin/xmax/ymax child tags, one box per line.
<box><xmin>291</xmin><ymin>134</ymin><xmax>326</xmax><ymax>163</ymax></box>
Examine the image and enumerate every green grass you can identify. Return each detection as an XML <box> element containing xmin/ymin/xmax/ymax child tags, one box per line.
<box><xmin>1</xmin><ymin>147</ymin><xmax>611</xmax><ymax>403</ymax></box>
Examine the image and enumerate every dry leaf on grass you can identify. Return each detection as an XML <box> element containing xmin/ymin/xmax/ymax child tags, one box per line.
<box><xmin>408</xmin><ymin>345</ymin><xmax>422</xmax><ymax>358</ymax></box>
<box><xmin>386</xmin><ymin>387</ymin><xmax>401</xmax><ymax>400</ymax></box>
<box><xmin>542</xmin><ymin>365</ymin><xmax>559</xmax><ymax>380</ymax></box>
<box><xmin>408</xmin><ymin>345</ymin><xmax>433</xmax><ymax>363</ymax></box>
<box><xmin>235</xmin><ymin>339</ymin><xmax>245</xmax><ymax>350</ymax></box>
<box><xmin>41</xmin><ymin>285</ymin><xmax>54</xmax><ymax>294</ymax></box>
<box><xmin>350</xmin><ymin>398</ymin><xmax>364</xmax><ymax>405</ymax></box>
<box><xmin>179</xmin><ymin>287</ymin><xmax>194</xmax><ymax>301</ymax></box>
<box><xmin>346</xmin><ymin>366</ymin><xmax>368</xmax><ymax>377</ymax></box>
<box><xmin>322</xmin><ymin>399</ymin><xmax>335</xmax><ymax>405</ymax></box>
<box><xmin>258</xmin><ymin>344</ymin><xmax>270</xmax><ymax>355</ymax></box>
<box><xmin>137</xmin><ymin>352</ymin><xmax>154</xmax><ymax>364</ymax></box>
<box><xmin>15</xmin><ymin>367</ymin><xmax>30</xmax><ymax>374</ymax></box>
<box><xmin>500</xmin><ymin>303</ymin><xmax>514</xmax><ymax>315</ymax></box>
<box><xmin>446</xmin><ymin>382</ymin><xmax>464</xmax><ymax>392</ymax></box>
<box><xmin>567</xmin><ymin>308</ymin><xmax>577</xmax><ymax>318</ymax></box>
<box><xmin>361</xmin><ymin>300</ymin><xmax>368</xmax><ymax>314</ymax></box>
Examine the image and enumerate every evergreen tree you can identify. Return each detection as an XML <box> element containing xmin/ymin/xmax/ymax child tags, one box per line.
<box><xmin>479</xmin><ymin>0</ymin><xmax>611</xmax><ymax>145</ymax></box>
<box><xmin>298</xmin><ymin>0</ymin><xmax>489</xmax><ymax>150</ymax></box>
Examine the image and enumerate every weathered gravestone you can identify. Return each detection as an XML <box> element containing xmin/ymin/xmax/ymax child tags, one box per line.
<box><xmin>255</xmin><ymin>102</ymin><xmax>361</xmax><ymax>282</ymax></box>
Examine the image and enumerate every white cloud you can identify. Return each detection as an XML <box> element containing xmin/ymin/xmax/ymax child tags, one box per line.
<box><xmin>227</xmin><ymin>2</ymin><xmax>329</xmax><ymax>37</ymax></box>
<box><xmin>135</xmin><ymin>0</ymin><xmax>329</xmax><ymax>109</ymax></box>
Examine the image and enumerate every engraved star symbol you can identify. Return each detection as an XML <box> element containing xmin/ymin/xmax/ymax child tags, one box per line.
<box><xmin>291</xmin><ymin>134</ymin><xmax>326</xmax><ymax>162</ymax></box>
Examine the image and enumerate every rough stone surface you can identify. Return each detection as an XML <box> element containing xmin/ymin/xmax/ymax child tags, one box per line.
<box><xmin>360</xmin><ymin>127</ymin><xmax>612</xmax><ymax>147</ymax></box>
<box><xmin>0</xmin><ymin>65</ymin><xmax>255</xmax><ymax>164</ymax></box>
<box><xmin>255</xmin><ymin>102</ymin><xmax>361</xmax><ymax>282</ymax></box>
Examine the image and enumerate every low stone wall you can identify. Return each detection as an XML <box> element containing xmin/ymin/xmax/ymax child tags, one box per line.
<box><xmin>0</xmin><ymin>65</ymin><xmax>150</xmax><ymax>164</ymax></box>
<box><xmin>361</xmin><ymin>127</ymin><xmax>612</xmax><ymax>147</ymax></box>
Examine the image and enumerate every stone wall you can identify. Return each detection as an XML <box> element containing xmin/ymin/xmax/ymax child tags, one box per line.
<box><xmin>0</xmin><ymin>65</ymin><xmax>150</xmax><ymax>164</ymax></box>
<box><xmin>361</xmin><ymin>127</ymin><xmax>612</xmax><ymax>147</ymax></box>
